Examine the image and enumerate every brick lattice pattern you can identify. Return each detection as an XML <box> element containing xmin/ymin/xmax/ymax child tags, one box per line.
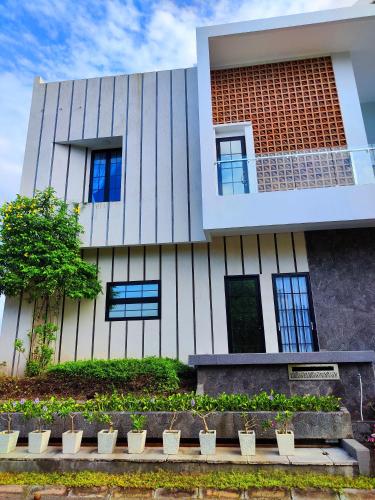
<box><xmin>211</xmin><ymin>57</ymin><xmax>354</xmax><ymax>191</ymax></box>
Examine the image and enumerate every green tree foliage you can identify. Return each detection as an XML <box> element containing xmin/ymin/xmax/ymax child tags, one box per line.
<box><xmin>0</xmin><ymin>188</ymin><xmax>102</xmax><ymax>374</ymax></box>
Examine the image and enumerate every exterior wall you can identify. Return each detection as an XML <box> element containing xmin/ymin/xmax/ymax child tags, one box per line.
<box><xmin>211</xmin><ymin>57</ymin><xmax>346</xmax><ymax>153</ymax></box>
<box><xmin>306</xmin><ymin>228</ymin><xmax>375</xmax><ymax>351</ymax></box>
<box><xmin>362</xmin><ymin>101</ymin><xmax>375</xmax><ymax>145</ymax></box>
<box><xmin>20</xmin><ymin>68</ymin><xmax>205</xmax><ymax>248</ymax></box>
<box><xmin>0</xmin><ymin>232</ymin><xmax>309</xmax><ymax>374</ymax></box>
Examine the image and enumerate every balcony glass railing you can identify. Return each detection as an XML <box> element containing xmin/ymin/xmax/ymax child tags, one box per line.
<box><xmin>216</xmin><ymin>146</ymin><xmax>375</xmax><ymax>195</ymax></box>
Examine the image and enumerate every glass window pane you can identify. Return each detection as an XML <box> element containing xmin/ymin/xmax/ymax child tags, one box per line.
<box><xmin>230</xmin><ymin>140</ymin><xmax>242</xmax><ymax>154</ymax></box>
<box><xmin>219</xmin><ymin>141</ymin><xmax>231</xmax><ymax>155</ymax></box>
<box><xmin>107</xmin><ymin>281</ymin><xmax>160</xmax><ymax>320</ymax></box>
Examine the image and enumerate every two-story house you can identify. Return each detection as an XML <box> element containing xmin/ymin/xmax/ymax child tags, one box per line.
<box><xmin>1</xmin><ymin>0</ymin><xmax>375</xmax><ymax>417</ymax></box>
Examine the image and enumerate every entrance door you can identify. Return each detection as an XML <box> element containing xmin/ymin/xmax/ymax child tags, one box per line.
<box><xmin>225</xmin><ymin>276</ymin><xmax>265</xmax><ymax>353</ymax></box>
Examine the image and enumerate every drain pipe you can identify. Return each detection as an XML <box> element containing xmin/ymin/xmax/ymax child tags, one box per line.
<box><xmin>358</xmin><ymin>372</ymin><xmax>364</xmax><ymax>421</ymax></box>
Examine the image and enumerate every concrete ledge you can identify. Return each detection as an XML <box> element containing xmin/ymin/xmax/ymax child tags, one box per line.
<box><xmin>189</xmin><ymin>351</ymin><xmax>375</xmax><ymax>367</ymax></box>
<box><xmin>341</xmin><ymin>438</ymin><xmax>371</xmax><ymax>476</ymax></box>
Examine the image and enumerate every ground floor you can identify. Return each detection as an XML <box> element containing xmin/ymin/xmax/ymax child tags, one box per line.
<box><xmin>0</xmin><ymin>228</ymin><xmax>375</xmax><ymax>377</ymax></box>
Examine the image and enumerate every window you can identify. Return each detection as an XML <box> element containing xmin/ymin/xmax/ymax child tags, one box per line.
<box><xmin>105</xmin><ymin>281</ymin><xmax>161</xmax><ymax>321</ymax></box>
<box><xmin>89</xmin><ymin>149</ymin><xmax>122</xmax><ymax>202</ymax></box>
<box><xmin>216</xmin><ymin>137</ymin><xmax>249</xmax><ymax>195</ymax></box>
<box><xmin>273</xmin><ymin>273</ymin><xmax>318</xmax><ymax>353</ymax></box>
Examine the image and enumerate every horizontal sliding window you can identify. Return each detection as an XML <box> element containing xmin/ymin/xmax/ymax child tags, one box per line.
<box><xmin>105</xmin><ymin>281</ymin><xmax>160</xmax><ymax>321</ymax></box>
<box><xmin>89</xmin><ymin>148</ymin><xmax>122</xmax><ymax>203</ymax></box>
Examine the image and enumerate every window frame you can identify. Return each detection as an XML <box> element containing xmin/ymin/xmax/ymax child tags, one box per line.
<box><xmin>89</xmin><ymin>148</ymin><xmax>122</xmax><ymax>203</ymax></box>
<box><xmin>216</xmin><ymin>136</ymin><xmax>249</xmax><ymax>196</ymax></box>
<box><xmin>272</xmin><ymin>272</ymin><xmax>319</xmax><ymax>353</ymax></box>
<box><xmin>105</xmin><ymin>280</ymin><xmax>161</xmax><ymax>322</ymax></box>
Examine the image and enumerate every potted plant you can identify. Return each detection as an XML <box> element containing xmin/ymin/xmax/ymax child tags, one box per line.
<box><xmin>21</xmin><ymin>398</ymin><xmax>54</xmax><ymax>454</ymax></box>
<box><xmin>238</xmin><ymin>412</ymin><xmax>256</xmax><ymax>456</ymax></box>
<box><xmin>57</xmin><ymin>399</ymin><xmax>83</xmax><ymax>454</ymax></box>
<box><xmin>0</xmin><ymin>402</ymin><xmax>20</xmax><ymax>454</ymax></box>
<box><xmin>263</xmin><ymin>410</ymin><xmax>295</xmax><ymax>456</ymax></box>
<box><xmin>163</xmin><ymin>412</ymin><xmax>180</xmax><ymax>455</ymax></box>
<box><xmin>127</xmin><ymin>414</ymin><xmax>147</xmax><ymax>454</ymax></box>
<box><xmin>84</xmin><ymin>409</ymin><xmax>118</xmax><ymax>454</ymax></box>
<box><xmin>193</xmin><ymin>410</ymin><xmax>216</xmax><ymax>455</ymax></box>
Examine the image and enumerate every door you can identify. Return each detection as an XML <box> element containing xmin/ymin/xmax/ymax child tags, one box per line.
<box><xmin>225</xmin><ymin>276</ymin><xmax>265</xmax><ymax>353</ymax></box>
<box><xmin>216</xmin><ymin>137</ymin><xmax>249</xmax><ymax>195</ymax></box>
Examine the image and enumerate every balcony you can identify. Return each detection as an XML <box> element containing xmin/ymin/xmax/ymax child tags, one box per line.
<box><xmin>202</xmin><ymin>145</ymin><xmax>375</xmax><ymax>236</ymax></box>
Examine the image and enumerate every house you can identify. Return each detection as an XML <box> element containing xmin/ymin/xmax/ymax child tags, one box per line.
<box><xmin>1</xmin><ymin>0</ymin><xmax>375</xmax><ymax>417</ymax></box>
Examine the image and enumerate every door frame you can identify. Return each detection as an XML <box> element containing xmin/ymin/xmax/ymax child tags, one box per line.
<box><xmin>272</xmin><ymin>272</ymin><xmax>319</xmax><ymax>352</ymax></box>
<box><xmin>224</xmin><ymin>275</ymin><xmax>266</xmax><ymax>353</ymax></box>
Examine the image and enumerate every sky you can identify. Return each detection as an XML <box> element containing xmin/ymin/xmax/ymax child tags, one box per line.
<box><xmin>0</xmin><ymin>0</ymin><xmax>353</xmax><ymax>326</ymax></box>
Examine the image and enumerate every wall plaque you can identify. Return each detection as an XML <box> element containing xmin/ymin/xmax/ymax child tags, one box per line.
<box><xmin>288</xmin><ymin>363</ymin><xmax>340</xmax><ymax>381</ymax></box>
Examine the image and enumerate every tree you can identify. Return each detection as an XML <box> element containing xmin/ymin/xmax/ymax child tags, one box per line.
<box><xmin>0</xmin><ymin>188</ymin><xmax>102</xmax><ymax>375</ymax></box>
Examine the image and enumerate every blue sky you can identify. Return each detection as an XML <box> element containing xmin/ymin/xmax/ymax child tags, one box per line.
<box><xmin>0</xmin><ymin>0</ymin><xmax>351</xmax><ymax>324</ymax></box>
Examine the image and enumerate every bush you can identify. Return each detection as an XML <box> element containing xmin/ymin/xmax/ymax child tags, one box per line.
<box><xmin>47</xmin><ymin>357</ymin><xmax>190</xmax><ymax>393</ymax></box>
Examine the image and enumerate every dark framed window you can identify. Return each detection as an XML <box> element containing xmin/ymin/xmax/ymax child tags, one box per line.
<box><xmin>216</xmin><ymin>137</ymin><xmax>249</xmax><ymax>195</ymax></box>
<box><xmin>89</xmin><ymin>149</ymin><xmax>122</xmax><ymax>202</ymax></box>
<box><xmin>105</xmin><ymin>281</ymin><xmax>161</xmax><ymax>321</ymax></box>
<box><xmin>273</xmin><ymin>273</ymin><xmax>318</xmax><ymax>353</ymax></box>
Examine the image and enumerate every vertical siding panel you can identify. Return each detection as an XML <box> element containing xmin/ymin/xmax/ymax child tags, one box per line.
<box><xmin>143</xmin><ymin>246</ymin><xmax>160</xmax><ymax>357</ymax></box>
<box><xmin>69</xmin><ymin>79</ymin><xmax>86</xmax><ymax>141</ymax></box>
<box><xmin>186</xmin><ymin>68</ymin><xmax>204</xmax><ymax>242</ymax></box>
<box><xmin>141</xmin><ymin>72</ymin><xmax>157</xmax><ymax>244</ymax></box>
<box><xmin>156</xmin><ymin>71</ymin><xmax>172</xmax><ymax>243</ymax></box>
<box><xmin>109</xmin><ymin>247</ymin><xmax>129</xmax><ymax>359</ymax></box>
<box><xmin>79</xmin><ymin>203</ymin><xmax>92</xmax><ymax>247</ymax></box>
<box><xmin>193</xmin><ymin>243</ymin><xmax>212</xmax><ymax>354</ymax></box>
<box><xmin>65</xmin><ymin>147</ymin><xmax>86</xmax><ymax>203</ymax></box>
<box><xmin>91</xmin><ymin>204</ymin><xmax>108</xmax><ymax>247</ymax></box>
<box><xmin>0</xmin><ymin>298</ymin><xmax>22</xmax><ymax>375</ymax></box>
<box><xmin>161</xmin><ymin>245</ymin><xmax>177</xmax><ymax>358</ymax></box>
<box><xmin>172</xmin><ymin>69</ymin><xmax>189</xmax><ymax>242</ymax></box>
<box><xmin>92</xmin><ymin>248</ymin><xmax>112</xmax><ymax>359</ymax></box>
<box><xmin>98</xmin><ymin>76</ymin><xmax>114</xmax><ymax>138</ymax></box>
<box><xmin>20</xmin><ymin>79</ymin><xmax>46</xmax><ymax>196</ymax></box>
<box><xmin>55</xmin><ymin>81</ymin><xmax>73</xmax><ymax>142</ymax></box>
<box><xmin>242</xmin><ymin>235</ymin><xmax>260</xmax><ymax>274</ymax></box>
<box><xmin>258</xmin><ymin>234</ymin><xmax>279</xmax><ymax>353</ymax></box>
<box><xmin>124</xmin><ymin>74</ymin><xmax>142</xmax><ymax>245</ymax></box>
<box><xmin>276</xmin><ymin>233</ymin><xmax>295</xmax><ymax>272</ymax></box>
<box><xmin>209</xmin><ymin>237</ymin><xmax>229</xmax><ymax>354</ymax></box>
<box><xmin>225</xmin><ymin>236</ymin><xmax>243</xmax><ymax>275</ymax></box>
<box><xmin>176</xmin><ymin>244</ymin><xmax>195</xmax><ymax>362</ymax></box>
<box><xmin>126</xmin><ymin>246</ymin><xmax>144</xmax><ymax>358</ymax></box>
<box><xmin>50</xmin><ymin>144</ymin><xmax>70</xmax><ymax>199</ymax></box>
<box><xmin>83</xmin><ymin>78</ymin><xmax>100</xmax><ymax>139</ymax></box>
<box><xmin>35</xmin><ymin>82</ymin><xmax>60</xmax><ymax>191</ymax></box>
<box><xmin>59</xmin><ymin>299</ymin><xmax>79</xmax><ymax>362</ymax></box>
<box><xmin>293</xmin><ymin>232</ymin><xmax>309</xmax><ymax>272</ymax></box>
<box><xmin>113</xmin><ymin>75</ymin><xmax>127</xmax><ymax>137</ymax></box>
<box><xmin>108</xmin><ymin>75</ymin><xmax>128</xmax><ymax>247</ymax></box>
<box><xmin>76</xmin><ymin>249</ymin><xmax>97</xmax><ymax>360</ymax></box>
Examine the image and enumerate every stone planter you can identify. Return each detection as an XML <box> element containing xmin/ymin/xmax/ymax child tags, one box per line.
<box><xmin>162</xmin><ymin>430</ymin><xmax>181</xmax><ymax>455</ymax></box>
<box><xmin>28</xmin><ymin>430</ymin><xmax>51</xmax><ymax>454</ymax></box>
<box><xmin>199</xmin><ymin>430</ymin><xmax>216</xmax><ymax>455</ymax></box>
<box><xmin>62</xmin><ymin>430</ymin><xmax>83</xmax><ymax>454</ymax></box>
<box><xmin>127</xmin><ymin>430</ymin><xmax>146</xmax><ymax>454</ymax></box>
<box><xmin>98</xmin><ymin>429</ymin><xmax>118</xmax><ymax>454</ymax></box>
<box><xmin>238</xmin><ymin>430</ymin><xmax>256</xmax><ymax>456</ymax></box>
<box><xmin>0</xmin><ymin>430</ymin><xmax>19</xmax><ymax>454</ymax></box>
<box><xmin>276</xmin><ymin>430</ymin><xmax>295</xmax><ymax>455</ymax></box>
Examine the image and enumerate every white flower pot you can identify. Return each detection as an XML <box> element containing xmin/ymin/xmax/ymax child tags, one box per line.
<box><xmin>62</xmin><ymin>430</ymin><xmax>83</xmax><ymax>454</ymax></box>
<box><xmin>199</xmin><ymin>430</ymin><xmax>216</xmax><ymax>455</ymax></box>
<box><xmin>276</xmin><ymin>430</ymin><xmax>294</xmax><ymax>455</ymax></box>
<box><xmin>98</xmin><ymin>429</ymin><xmax>118</xmax><ymax>454</ymax></box>
<box><xmin>28</xmin><ymin>430</ymin><xmax>51</xmax><ymax>454</ymax></box>
<box><xmin>0</xmin><ymin>430</ymin><xmax>19</xmax><ymax>454</ymax></box>
<box><xmin>127</xmin><ymin>430</ymin><xmax>147</xmax><ymax>454</ymax></box>
<box><xmin>163</xmin><ymin>430</ymin><xmax>181</xmax><ymax>455</ymax></box>
<box><xmin>238</xmin><ymin>430</ymin><xmax>256</xmax><ymax>456</ymax></box>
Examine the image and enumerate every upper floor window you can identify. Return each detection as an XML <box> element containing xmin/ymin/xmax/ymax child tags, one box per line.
<box><xmin>89</xmin><ymin>149</ymin><xmax>122</xmax><ymax>203</ymax></box>
<box><xmin>216</xmin><ymin>137</ymin><xmax>249</xmax><ymax>196</ymax></box>
<box><xmin>105</xmin><ymin>281</ymin><xmax>161</xmax><ymax>321</ymax></box>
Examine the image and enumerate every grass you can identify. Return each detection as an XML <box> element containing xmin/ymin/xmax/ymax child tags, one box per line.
<box><xmin>0</xmin><ymin>471</ymin><xmax>374</xmax><ymax>491</ymax></box>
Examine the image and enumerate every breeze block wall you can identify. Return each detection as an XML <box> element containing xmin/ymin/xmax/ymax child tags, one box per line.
<box><xmin>211</xmin><ymin>57</ymin><xmax>353</xmax><ymax>191</ymax></box>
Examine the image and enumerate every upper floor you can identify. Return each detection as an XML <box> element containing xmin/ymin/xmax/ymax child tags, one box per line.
<box><xmin>19</xmin><ymin>0</ymin><xmax>375</xmax><ymax>247</ymax></box>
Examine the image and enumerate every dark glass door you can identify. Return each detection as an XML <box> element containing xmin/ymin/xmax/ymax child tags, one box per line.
<box><xmin>225</xmin><ymin>276</ymin><xmax>265</xmax><ymax>353</ymax></box>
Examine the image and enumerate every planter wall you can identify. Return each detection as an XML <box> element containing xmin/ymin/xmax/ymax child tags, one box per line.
<box><xmin>8</xmin><ymin>409</ymin><xmax>352</xmax><ymax>441</ymax></box>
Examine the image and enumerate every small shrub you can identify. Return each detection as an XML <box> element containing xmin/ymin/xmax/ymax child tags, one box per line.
<box><xmin>130</xmin><ymin>414</ymin><xmax>147</xmax><ymax>432</ymax></box>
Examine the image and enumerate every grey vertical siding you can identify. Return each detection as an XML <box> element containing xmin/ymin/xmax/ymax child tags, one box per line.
<box><xmin>0</xmin><ymin>232</ymin><xmax>310</xmax><ymax>372</ymax></box>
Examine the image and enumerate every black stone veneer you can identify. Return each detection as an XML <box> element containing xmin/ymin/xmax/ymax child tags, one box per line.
<box><xmin>305</xmin><ymin>228</ymin><xmax>375</xmax><ymax>352</ymax></box>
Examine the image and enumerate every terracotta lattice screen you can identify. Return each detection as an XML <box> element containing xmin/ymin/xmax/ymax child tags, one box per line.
<box><xmin>211</xmin><ymin>57</ymin><xmax>354</xmax><ymax>191</ymax></box>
